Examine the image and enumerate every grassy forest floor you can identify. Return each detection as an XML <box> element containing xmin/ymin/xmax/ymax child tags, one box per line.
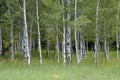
<box><xmin>0</xmin><ymin>51</ymin><xmax>120</xmax><ymax>80</ymax></box>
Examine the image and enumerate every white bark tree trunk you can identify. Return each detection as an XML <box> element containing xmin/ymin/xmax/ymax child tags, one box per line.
<box><xmin>66</xmin><ymin>0</ymin><xmax>71</xmax><ymax>63</ymax></box>
<box><xmin>83</xmin><ymin>39</ymin><xmax>86</xmax><ymax>59</ymax></box>
<box><xmin>102</xmin><ymin>0</ymin><xmax>108</xmax><ymax>63</ymax></box>
<box><xmin>7</xmin><ymin>1</ymin><xmax>14</xmax><ymax>60</ymax></box>
<box><xmin>80</xmin><ymin>27</ymin><xmax>83</xmax><ymax>61</ymax></box>
<box><xmin>74</xmin><ymin>0</ymin><xmax>80</xmax><ymax>65</ymax></box>
<box><xmin>23</xmin><ymin>0</ymin><xmax>30</xmax><ymax>64</ymax></box>
<box><xmin>104</xmin><ymin>29</ymin><xmax>108</xmax><ymax>62</ymax></box>
<box><xmin>0</xmin><ymin>28</ymin><xmax>2</xmax><ymax>56</ymax></box>
<box><xmin>55</xmin><ymin>23</ymin><xmax>60</xmax><ymax>63</ymax></box>
<box><xmin>95</xmin><ymin>0</ymin><xmax>100</xmax><ymax>66</ymax></box>
<box><xmin>62</xmin><ymin>0</ymin><xmax>66</xmax><ymax>66</ymax></box>
<box><xmin>36</xmin><ymin>0</ymin><xmax>42</xmax><ymax>64</ymax></box>
<box><xmin>116</xmin><ymin>0</ymin><xmax>120</xmax><ymax>61</ymax></box>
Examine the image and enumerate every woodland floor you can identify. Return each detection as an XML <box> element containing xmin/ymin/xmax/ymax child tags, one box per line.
<box><xmin>0</xmin><ymin>51</ymin><xmax>120</xmax><ymax>80</ymax></box>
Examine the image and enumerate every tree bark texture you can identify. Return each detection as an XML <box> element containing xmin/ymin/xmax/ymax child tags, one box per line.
<box><xmin>23</xmin><ymin>0</ymin><xmax>30</xmax><ymax>64</ymax></box>
<box><xmin>116</xmin><ymin>0</ymin><xmax>120</xmax><ymax>61</ymax></box>
<box><xmin>36</xmin><ymin>0</ymin><xmax>42</xmax><ymax>64</ymax></box>
<box><xmin>55</xmin><ymin>23</ymin><xmax>60</xmax><ymax>63</ymax></box>
<box><xmin>66</xmin><ymin>0</ymin><xmax>71</xmax><ymax>63</ymax></box>
<box><xmin>62</xmin><ymin>0</ymin><xmax>66</xmax><ymax>66</ymax></box>
<box><xmin>74</xmin><ymin>0</ymin><xmax>80</xmax><ymax>65</ymax></box>
<box><xmin>94</xmin><ymin>0</ymin><xmax>100</xmax><ymax>66</ymax></box>
<box><xmin>6</xmin><ymin>1</ymin><xmax>14</xmax><ymax>60</ymax></box>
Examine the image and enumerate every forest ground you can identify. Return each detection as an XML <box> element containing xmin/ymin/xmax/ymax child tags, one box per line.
<box><xmin>0</xmin><ymin>51</ymin><xmax>120</xmax><ymax>80</ymax></box>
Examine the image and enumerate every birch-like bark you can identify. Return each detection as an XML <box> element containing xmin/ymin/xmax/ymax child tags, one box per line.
<box><xmin>55</xmin><ymin>23</ymin><xmax>60</xmax><ymax>63</ymax></box>
<box><xmin>0</xmin><ymin>28</ymin><xmax>2</xmax><ymax>56</ymax></box>
<box><xmin>61</xmin><ymin>0</ymin><xmax>66</xmax><ymax>66</ymax></box>
<box><xmin>36</xmin><ymin>0</ymin><xmax>42</xmax><ymax>64</ymax></box>
<box><xmin>104</xmin><ymin>29</ymin><xmax>108</xmax><ymax>62</ymax></box>
<box><xmin>66</xmin><ymin>0</ymin><xmax>71</xmax><ymax>63</ymax></box>
<box><xmin>83</xmin><ymin>39</ymin><xmax>86</xmax><ymax>59</ymax></box>
<box><xmin>23</xmin><ymin>0</ymin><xmax>30</xmax><ymax>64</ymax></box>
<box><xmin>107</xmin><ymin>43</ymin><xmax>109</xmax><ymax>58</ymax></box>
<box><xmin>116</xmin><ymin>0</ymin><xmax>120</xmax><ymax>61</ymax></box>
<box><xmin>80</xmin><ymin>27</ymin><xmax>83</xmax><ymax>61</ymax></box>
<box><xmin>95</xmin><ymin>0</ymin><xmax>100</xmax><ymax>66</ymax></box>
<box><xmin>74</xmin><ymin>0</ymin><xmax>80</xmax><ymax>65</ymax></box>
<box><xmin>7</xmin><ymin>1</ymin><xmax>14</xmax><ymax>60</ymax></box>
<box><xmin>102</xmin><ymin>0</ymin><xmax>108</xmax><ymax>62</ymax></box>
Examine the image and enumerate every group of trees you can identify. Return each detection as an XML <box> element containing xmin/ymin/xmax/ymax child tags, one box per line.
<box><xmin>0</xmin><ymin>0</ymin><xmax>120</xmax><ymax>66</ymax></box>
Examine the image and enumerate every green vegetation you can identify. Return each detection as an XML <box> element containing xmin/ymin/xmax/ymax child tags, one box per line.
<box><xmin>0</xmin><ymin>0</ymin><xmax>120</xmax><ymax>79</ymax></box>
<box><xmin>0</xmin><ymin>51</ymin><xmax>120</xmax><ymax>80</ymax></box>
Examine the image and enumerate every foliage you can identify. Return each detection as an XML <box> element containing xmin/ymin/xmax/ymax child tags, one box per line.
<box><xmin>0</xmin><ymin>0</ymin><xmax>119</xmax><ymax>57</ymax></box>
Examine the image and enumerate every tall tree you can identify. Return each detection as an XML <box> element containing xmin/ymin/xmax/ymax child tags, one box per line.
<box><xmin>66</xmin><ymin>0</ymin><xmax>71</xmax><ymax>63</ymax></box>
<box><xmin>74</xmin><ymin>0</ymin><xmax>80</xmax><ymax>65</ymax></box>
<box><xmin>36</xmin><ymin>0</ymin><xmax>42</xmax><ymax>64</ymax></box>
<box><xmin>29</xmin><ymin>18</ymin><xmax>33</xmax><ymax>55</ymax></box>
<box><xmin>61</xmin><ymin>0</ymin><xmax>66</xmax><ymax>66</ymax></box>
<box><xmin>54</xmin><ymin>23</ymin><xmax>60</xmax><ymax>63</ymax></box>
<box><xmin>103</xmin><ymin>0</ymin><xmax>109</xmax><ymax>62</ymax></box>
<box><xmin>116</xmin><ymin>0</ymin><xmax>120</xmax><ymax>61</ymax></box>
<box><xmin>6</xmin><ymin>0</ymin><xmax>14</xmax><ymax>60</ymax></box>
<box><xmin>94</xmin><ymin>0</ymin><xmax>100</xmax><ymax>66</ymax></box>
<box><xmin>80</xmin><ymin>26</ymin><xmax>83</xmax><ymax>61</ymax></box>
<box><xmin>46</xmin><ymin>26</ymin><xmax>50</xmax><ymax>58</ymax></box>
<box><xmin>23</xmin><ymin>0</ymin><xmax>30</xmax><ymax>64</ymax></box>
<box><xmin>18</xmin><ymin>18</ymin><xmax>23</xmax><ymax>55</ymax></box>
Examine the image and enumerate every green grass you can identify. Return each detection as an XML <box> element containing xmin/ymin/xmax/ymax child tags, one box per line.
<box><xmin>0</xmin><ymin>51</ymin><xmax>120</xmax><ymax>80</ymax></box>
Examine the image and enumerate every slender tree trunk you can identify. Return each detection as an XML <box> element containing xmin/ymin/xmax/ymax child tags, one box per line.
<box><xmin>36</xmin><ymin>0</ymin><xmax>42</xmax><ymax>64</ymax></box>
<box><xmin>107</xmin><ymin>43</ymin><xmax>109</xmax><ymax>58</ymax></box>
<box><xmin>95</xmin><ymin>0</ymin><xmax>100</xmax><ymax>66</ymax></box>
<box><xmin>74</xmin><ymin>0</ymin><xmax>80</xmax><ymax>65</ymax></box>
<box><xmin>46</xmin><ymin>31</ymin><xmax>50</xmax><ymax>58</ymax></box>
<box><xmin>116</xmin><ymin>0</ymin><xmax>120</xmax><ymax>61</ymax></box>
<box><xmin>29</xmin><ymin>29</ymin><xmax>32</xmax><ymax>55</ymax></box>
<box><xmin>104</xmin><ymin>29</ymin><xmax>108</xmax><ymax>62</ymax></box>
<box><xmin>0</xmin><ymin>28</ymin><xmax>2</xmax><ymax>56</ymax></box>
<box><xmin>32</xmin><ymin>39</ymin><xmax>35</xmax><ymax>51</ymax></box>
<box><xmin>7</xmin><ymin>1</ymin><xmax>14</xmax><ymax>60</ymax></box>
<box><xmin>62</xmin><ymin>0</ymin><xmax>66</xmax><ymax>66</ymax></box>
<box><xmin>18</xmin><ymin>20</ymin><xmax>23</xmax><ymax>54</ymax></box>
<box><xmin>55</xmin><ymin>23</ymin><xmax>60</xmax><ymax>63</ymax></box>
<box><xmin>101</xmin><ymin>0</ymin><xmax>107</xmax><ymax>63</ymax></box>
<box><xmin>86</xmin><ymin>41</ymin><xmax>88</xmax><ymax>56</ymax></box>
<box><xmin>23</xmin><ymin>0</ymin><xmax>30</xmax><ymax>64</ymax></box>
<box><xmin>80</xmin><ymin>27</ymin><xmax>83</xmax><ymax>61</ymax></box>
<box><xmin>83</xmin><ymin>39</ymin><xmax>86</xmax><ymax>59</ymax></box>
<box><xmin>14</xmin><ymin>43</ymin><xmax>17</xmax><ymax>53</ymax></box>
<box><xmin>29</xmin><ymin>19</ymin><xmax>33</xmax><ymax>55</ymax></box>
<box><xmin>62</xmin><ymin>26</ymin><xmax>66</xmax><ymax>64</ymax></box>
<box><xmin>66</xmin><ymin>0</ymin><xmax>71</xmax><ymax>63</ymax></box>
